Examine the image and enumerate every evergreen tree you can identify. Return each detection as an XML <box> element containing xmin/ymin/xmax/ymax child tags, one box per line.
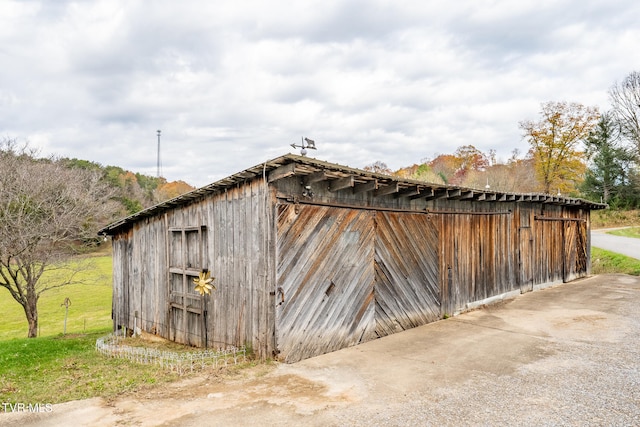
<box><xmin>581</xmin><ymin>113</ymin><xmax>636</xmax><ymax>205</ymax></box>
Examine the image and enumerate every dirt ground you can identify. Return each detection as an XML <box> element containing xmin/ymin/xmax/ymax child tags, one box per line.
<box><xmin>2</xmin><ymin>274</ymin><xmax>639</xmax><ymax>426</ymax></box>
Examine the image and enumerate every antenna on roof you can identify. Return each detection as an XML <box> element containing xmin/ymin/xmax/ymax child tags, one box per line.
<box><xmin>290</xmin><ymin>137</ymin><xmax>317</xmax><ymax>156</ymax></box>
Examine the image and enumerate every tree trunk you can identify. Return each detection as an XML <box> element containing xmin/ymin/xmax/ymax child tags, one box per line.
<box><xmin>25</xmin><ymin>296</ymin><xmax>39</xmax><ymax>338</ymax></box>
<box><xmin>28</xmin><ymin>316</ymin><xmax>38</xmax><ymax>338</ymax></box>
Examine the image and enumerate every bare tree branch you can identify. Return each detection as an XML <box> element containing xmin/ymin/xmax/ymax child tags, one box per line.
<box><xmin>609</xmin><ymin>71</ymin><xmax>640</xmax><ymax>158</ymax></box>
<box><xmin>0</xmin><ymin>138</ymin><xmax>117</xmax><ymax>337</ymax></box>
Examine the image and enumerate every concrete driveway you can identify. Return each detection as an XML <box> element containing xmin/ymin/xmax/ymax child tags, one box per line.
<box><xmin>3</xmin><ymin>274</ymin><xmax>640</xmax><ymax>426</ymax></box>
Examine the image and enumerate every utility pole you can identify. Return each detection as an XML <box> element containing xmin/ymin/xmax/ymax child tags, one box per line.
<box><xmin>157</xmin><ymin>130</ymin><xmax>161</xmax><ymax>178</ymax></box>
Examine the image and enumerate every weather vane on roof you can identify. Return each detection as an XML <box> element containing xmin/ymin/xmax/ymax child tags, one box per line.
<box><xmin>291</xmin><ymin>137</ymin><xmax>317</xmax><ymax>156</ymax></box>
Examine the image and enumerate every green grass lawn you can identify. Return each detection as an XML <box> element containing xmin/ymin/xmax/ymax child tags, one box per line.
<box><xmin>606</xmin><ymin>226</ymin><xmax>640</xmax><ymax>239</ymax></box>
<box><xmin>0</xmin><ymin>251</ymin><xmax>113</xmax><ymax>340</ymax></box>
<box><xmin>0</xmin><ymin>332</ymin><xmax>181</xmax><ymax>404</ymax></box>
<box><xmin>591</xmin><ymin>247</ymin><xmax>640</xmax><ymax>276</ymax></box>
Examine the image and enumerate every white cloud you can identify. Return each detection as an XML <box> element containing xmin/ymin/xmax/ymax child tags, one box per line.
<box><xmin>1</xmin><ymin>0</ymin><xmax>639</xmax><ymax>187</ymax></box>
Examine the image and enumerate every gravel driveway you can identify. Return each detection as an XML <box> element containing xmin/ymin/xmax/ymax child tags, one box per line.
<box><xmin>3</xmin><ymin>274</ymin><xmax>639</xmax><ymax>427</ymax></box>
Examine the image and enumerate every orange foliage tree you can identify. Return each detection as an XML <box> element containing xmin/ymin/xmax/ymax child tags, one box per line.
<box><xmin>519</xmin><ymin>101</ymin><xmax>599</xmax><ymax>194</ymax></box>
<box><xmin>157</xmin><ymin>180</ymin><xmax>195</xmax><ymax>200</ymax></box>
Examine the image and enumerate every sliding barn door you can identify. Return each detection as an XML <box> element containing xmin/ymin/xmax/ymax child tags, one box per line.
<box><xmin>562</xmin><ymin>220</ymin><xmax>588</xmax><ymax>282</ymax></box>
<box><xmin>275</xmin><ymin>204</ymin><xmax>442</xmax><ymax>362</ymax></box>
<box><xmin>374</xmin><ymin>212</ymin><xmax>440</xmax><ymax>337</ymax></box>
<box><xmin>275</xmin><ymin>204</ymin><xmax>376</xmax><ymax>363</ymax></box>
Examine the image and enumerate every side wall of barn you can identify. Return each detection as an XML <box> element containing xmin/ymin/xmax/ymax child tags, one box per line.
<box><xmin>272</xmin><ymin>175</ymin><xmax>592</xmax><ymax>328</ymax></box>
<box><xmin>111</xmin><ymin>178</ymin><xmax>276</xmax><ymax>359</ymax></box>
<box><xmin>435</xmin><ymin>201</ymin><xmax>591</xmax><ymax>316</ymax></box>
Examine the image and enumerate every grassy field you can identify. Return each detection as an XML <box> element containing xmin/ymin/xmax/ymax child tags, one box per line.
<box><xmin>591</xmin><ymin>209</ymin><xmax>640</xmax><ymax>229</ymax></box>
<box><xmin>606</xmin><ymin>226</ymin><xmax>640</xmax><ymax>239</ymax></box>
<box><xmin>593</xmin><ymin>225</ymin><xmax>640</xmax><ymax>275</ymax></box>
<box><xmin>0</xmin><ymin>247</ymin><xmax>249</xmax><ymax>406</ymax></box>
<box><xmin>0</xmin><ymin>248</ymin><xmax>113</xmax><ymax>341</ymax></box>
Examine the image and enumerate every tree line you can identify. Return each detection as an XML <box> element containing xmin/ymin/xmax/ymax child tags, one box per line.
<box><xmin>61</xmin><ymin>157</ymin><xmax>194</xmax><ymax>217</ymax></box>
<box><xmin>366</xmin><ymin>71</ymin><xmax>640</xmax><ymax>209</ymax></box>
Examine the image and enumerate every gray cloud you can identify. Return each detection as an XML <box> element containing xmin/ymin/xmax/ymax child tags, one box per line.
<box><xmin>1</xmin><ymin>0</ymin><xmax>639</xmax><ymax>187</ymax></box>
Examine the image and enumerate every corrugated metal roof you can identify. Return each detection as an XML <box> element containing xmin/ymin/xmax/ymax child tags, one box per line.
<box><xmin>98</xmin><ymin>154</ymin><xmax>607</xmax><ymax>235</ymax></box>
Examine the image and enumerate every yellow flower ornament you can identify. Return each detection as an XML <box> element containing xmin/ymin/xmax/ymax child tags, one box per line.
<box><xmin>193</xmin><ymin>270</ymin><xmax>215</xmax><ymax>295</ymax></box>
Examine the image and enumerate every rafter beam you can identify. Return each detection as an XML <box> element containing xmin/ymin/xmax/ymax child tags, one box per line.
<box><xmin>353</xmin><ymin>180</ymin><xmax>378</xmax><ymax>194</ymax></box>
<box><xmin>267</xmin><ymin>163</ymin><xmax>297</xmax><ymax>183</ymax></box>
<box><xmin>375</xmin><ymin>183</ymin><xmax>399</xmax><ymax>196</ymax></box>
<box><xmin>396</xmin><ymin>185</ymin><xmax>421</xmax><ymax>198</ymax></box>
<box><xmin>411</xmin><ymin>188</ymin><xmax>435</xmax><ymax>200</ymax></box>
<box><xmin>460</xmin><ymin>190</ymin><xmax>475</xmax><ymax>200</ymax></box>
<box><xmin>328</xmin><ymin>176</ymin><xmax>354</xmax><ymax>192</ymax></box>
<box><xmin>433</xmin><ymin>189</ymin><xmax>452</xmax><ymax>199</ymax></box>
<box><xmin>303</xmin><ymin>171</ymin><xmax>328</xmax><ymax>185</ymax></box>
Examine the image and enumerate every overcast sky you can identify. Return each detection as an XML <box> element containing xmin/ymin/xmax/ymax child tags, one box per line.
<box><xmin>1</xmin><ymin>0</ymin><xmax>639</xmax><ymax>187</ymax></box>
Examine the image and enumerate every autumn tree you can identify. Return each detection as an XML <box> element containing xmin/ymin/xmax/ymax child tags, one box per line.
<box><xmin>454</xmin><ymin>145</ymin><xmax>489</xmax><ymax>172</ymax></box>
<box><xmin>157</xmin><ymin>180</ymin><xmax>196</xmax><ymax>200</ymax></box>
<box><xmin>519</xmin><ymin>101</ymin><xmax>599</xmax><ymax>194</ymax></box>
<box><xmin>452</xmin><ymin>148</ymin><xmax>539</xmax><ymax>192</ymax></box>
<box><xmin>427</xmin><ymin>154</ymin><xmax>461</xmax><ymax>184</ymax></box>
<box><xmin>363</xmin><ymin>161</ymin><xmax>393</xmax><ymax>175</ymax></box>
<box><xmin>394</xmin><ymin>162</ymin><xmax>446</xmax><ymax>184</ymax></box>
<box><xmin>609</xmin><ymin>71</ymin><xmax>640</xmax><ymax>157</ymax></box>
<box><xmin>0</xmin><ymin>140</ymin><xmax>117</xmax><ymax>337</ymax></box>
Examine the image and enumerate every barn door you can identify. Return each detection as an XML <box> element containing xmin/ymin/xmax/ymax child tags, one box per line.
<box><xmin>275</xmin><ymin>204</ymin><xmax>376</xmax><ymax>363</ymax></box>
<box><xmin>563</xmin><ymin>220</ymin><xmax>588</xmax><ymax>282</ymax></box>
<box><xmin>519</xmin><ymin>227</ymin><xmax>533</xmax><ymax>293</ymax></box>
<box><xmin>168</xmin><ymin>226</ymin><xmax>207</xmax><ymax>347</ymax></box>
<box><xmin>374</xmin><ymin>212</ymin><xmax>440</xmax><ymax>337</ymax></box>
<box><xmin>534</xmin><ymin>217</ymin><xmax>588</xmax><ymax>284</ymax></box>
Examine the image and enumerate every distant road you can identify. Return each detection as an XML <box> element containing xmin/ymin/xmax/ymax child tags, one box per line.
<box><xmin>591</xmin><ymin>229</ymin><xmax>640</xmax><ymax>260</ymax></box>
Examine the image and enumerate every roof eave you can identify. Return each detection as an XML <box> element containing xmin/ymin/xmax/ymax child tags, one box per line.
<box><xmin>98</xmin><ymin>154</ymin><xmax>608</xmax><ymax>235</ymax></box>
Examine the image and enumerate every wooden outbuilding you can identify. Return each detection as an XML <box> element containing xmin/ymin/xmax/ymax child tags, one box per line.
<box><xmin>99</xmin><ymin>154</ymin><xmax>606</xmax><ymax>362</ymax></box>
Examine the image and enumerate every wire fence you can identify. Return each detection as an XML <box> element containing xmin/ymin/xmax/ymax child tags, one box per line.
<box><xmin>95</xmin><ymin>334</ymin><xmax>247</xmax><ymax>375</ymax></box>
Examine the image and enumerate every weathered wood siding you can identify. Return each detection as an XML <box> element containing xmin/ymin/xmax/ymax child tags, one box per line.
<box><xmin>532</xmin><ymin>206</ymin><xmax>589</xmax><ymax>284</ymax></box>
<box><xmin>275</xmin><ymin>205</ymin><xmax>441</xmax><ymax>362</ymax></box>
<box><xmin>269</xmin><ymin>172</ymin><xmax>594</xmax><ymax>361</ymax></box>
<box><xmin>436</xmin><ymin>203</ymin><xmax>516</xmax><ymax>316</ymax></box>
<box><xmin>111</xmin><ymin>231</ymin><xmax>130</xmax><ymax>335</ymax></box>
<box><xmin>374</xmin><ymin>212</ymin><xmax>440</xmax><ymax>337</ymax></box>
<box><xmin>111</xmin><ymin>179</ymin><xmax>275</xmax><ymax>358</ymax></box>
<box><xmin>434</xmin><ymin>202</ymin><xmax>591</xmax><ymax>316</ymax></box>
<box><xmin>275</xmin><ymin>204</ymin><xmax>376</xmax><ymax>363</ymax></box>
<box><xmin>112</xmin><ymin>219</ymin><xmax>169</xmax><ymax>340</ymax></box>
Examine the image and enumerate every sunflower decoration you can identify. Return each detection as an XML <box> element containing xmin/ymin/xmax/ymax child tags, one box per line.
<box><xmin>193</xmin><ymin>269</ymin><xmax>215</xmax><ymax>295</ymax></box>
